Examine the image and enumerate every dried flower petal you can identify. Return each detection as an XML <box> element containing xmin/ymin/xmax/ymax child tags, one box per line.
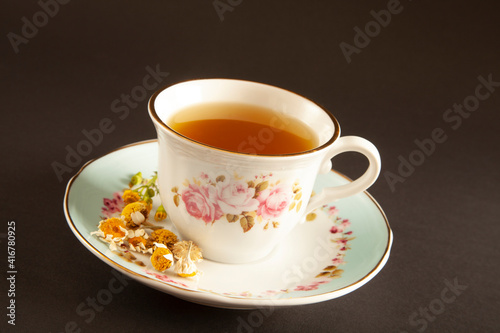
<box><xmin>151</xmin><ymin>243</ymin><xmax>173</xmax><ymax>272</ymax></box>
<box><xmin>123</xmin><ymin>229</ymin><xmax>153</xmax><ymax>254</ymax></box>
<box><xmin>173</xmin><ymin>241</ymin><xmax>201</xmax><ymax>277</ymax></box>
<box><xmin>172</xmin><ymin>241</ymin><xmax>203</xmax><ymax>262</ymax></box>
<box><xmin>130</xmin><ymin>211</ymin><xmax>145</xmax><ymax>225</ymax></box>
<box><xmin>91</xmin><ymin>218</ymin><xmax>128</xmax><ymax>251</ymax></box>
<box><xmin>128</xmin><ymin>236</ymin><xmax>151</xmax><ymax>253</ymax></box>
<box><xmin>122</xmin><ymin>190</ymin><xmax>141</xmax><ymax>204</ymax></box>
<box><xmin>154</xmin><ymin>205</ymin><xmax>167</xmax><ymax>221</ymax></box>
<box><xmin>175</xmin><ymin>257</ymin><xmax>198</xmax><ymax>277</ymax></box>
<box><xmin>128</xmin><ymin>236</ymin><xmax>147</xmax><ymax>247</ymax></box>
<box><xmin>96</xmin><ymin>217</ymin><xmax>126</xmax><ymax>239</ymax></box>
<box><xmin>151</xmin><ymin>229</ymin><xmax>178</xmax><ymax>251</ymax></box>
<box><xmin>121</xmin><ymin>201</ymin><xmax>150</xmax><ymax>228</ymax></box>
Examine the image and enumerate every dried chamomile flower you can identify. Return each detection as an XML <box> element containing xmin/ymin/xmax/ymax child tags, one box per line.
<box><xmin>151</xmin><ymin>243</ymin><xmax>174</xmax><ymax>272</ymax></box>
<box><xmin>150</xmin><ymin>229</ymin><xmax>178</xmax><ymax>251</ymax></box>
<box><xmin>173</xmin><ymin>241</ymin><xmax>202</xmax><ymax>278</ymax></box>
<box><xmin>121</xmin><ymin>201</ymin><xmax>150</xmax><ymax>228</ymax></box>
<box><xmin>91</xmin><ymin>217</ymin><xmax>128</xmax><ymax>251</ymax></box>
<box><xmin>94</xmin><ymin>217</ymin><xmax>127</xmax><ymax>239</ymax></box>
<box><xmin>175</xmin><ymin>256</ymin><xmax>197</xmax><ymax>277</ymax></box>
<box><xmin>172</xmin><ymin>240</ymin><xmax>203</xmax><ymax>262</ymax></box>
<box><xmin>122</xmin><ymin>189</ymin><xmax>141</xmax><ymax>204</ymax></box>
<box><xmin>154</xmin><ymin>205</ymin><xmax>167</xmax><ymax>222</ymax></box>
<box><xmin>127</xmin><ymin>229</ymin><xmax>154</xmax><ymax>254</ymax></box>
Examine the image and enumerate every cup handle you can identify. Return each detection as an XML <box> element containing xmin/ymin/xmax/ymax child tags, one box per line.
<box><xmin>305</xmin><ymin>136</ymin><xmax>381</xmax><ymax>214</ymax></box>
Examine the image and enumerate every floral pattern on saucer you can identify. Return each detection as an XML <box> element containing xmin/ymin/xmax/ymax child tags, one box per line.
<box><xmin>190</xmin><ymin>204</ymin><xmax>354</xmax><ymax>298</ymax></box>
<box><xmin>101</xmin><ymin>192</ymin><xmax>124</xmax><ymax>217</ymax></box>
<box><xmin>97</xmin><ymin>188</ymin><xmax>354</xmax><ymax>298</ymax></box>
<box><xmin>65</xmin><ymin>140</ymin><xmax>392</xmax><ymax>308</ymax></box>
<box><xmin>101</xmin><ymin>191</ymin><xmax>126</xmax><ymax>218</ymax></box>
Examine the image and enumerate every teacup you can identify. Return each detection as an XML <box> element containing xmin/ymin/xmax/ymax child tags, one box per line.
<box><xmin>148</xmin><ymin>79</ymin><xmax>381</xmax><ymax>264</ymax></box>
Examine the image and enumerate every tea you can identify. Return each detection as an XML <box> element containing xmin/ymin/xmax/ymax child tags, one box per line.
<box><xmin>168</xmin><ymin>102</ymin><xmax>318</xmax><ymax>154</ymax></box>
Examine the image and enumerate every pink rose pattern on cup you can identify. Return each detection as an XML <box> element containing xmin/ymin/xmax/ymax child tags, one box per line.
<box><xmin>180</xmin><ymin>183</ymin><xmax>222</xmax><ymax>223</ymax></box>
<box><xmin>256</xmin><ymin>184</ymin><xmax>293</xmax><ymax>220</ymax></box>
<box><xmin>172</xmin><ymin>173</ymin><xmax>303</xmax><ymax>232</ymax></box>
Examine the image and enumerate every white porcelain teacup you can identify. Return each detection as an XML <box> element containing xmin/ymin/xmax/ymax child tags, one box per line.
<box><xmin>148</xmin><ymin>79</ymin><xmax>381</xmax><ymax>264</ymax></box>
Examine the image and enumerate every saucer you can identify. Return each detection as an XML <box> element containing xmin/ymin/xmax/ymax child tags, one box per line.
<box><xmin>64</xmin><ymin>140</ymin><xmax>392</xmax><ymax>309</ymax></box>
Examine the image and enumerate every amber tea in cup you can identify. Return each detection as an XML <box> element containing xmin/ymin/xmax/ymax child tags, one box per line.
<box><xmin>168</xmin><ymin>102</ymin><xmax>319</xmax><ymax>155</ymax></box>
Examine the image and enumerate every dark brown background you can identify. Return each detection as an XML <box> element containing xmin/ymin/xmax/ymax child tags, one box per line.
<box><xmin>2</xmin><ymin>0</ymin><xmax>499</xmax><ymax>332</ymax></box>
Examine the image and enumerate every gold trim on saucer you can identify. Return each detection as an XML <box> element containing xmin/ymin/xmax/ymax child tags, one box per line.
<box><xmin>63</xmin><ymin>140</ymin><xmax>392</xmax><ymax>308</ymax></box>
